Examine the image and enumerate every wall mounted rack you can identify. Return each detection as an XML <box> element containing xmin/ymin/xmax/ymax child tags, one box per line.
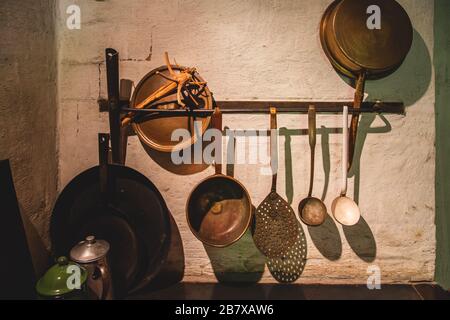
<box><xmin>104</xmin><ymin>48</ymin><xmax>404</xmax><ymax>165</ymax></box>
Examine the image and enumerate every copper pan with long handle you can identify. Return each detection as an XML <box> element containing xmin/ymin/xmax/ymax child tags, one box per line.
<box><xmin>186</xmin><ymin>108</ymin><xmax>253</xmax><ymax>248</ymax></box>
<box><xmin>320</xmin><ymin>0</ymin><xmax>413</xmax><ymax>171</ymax></box>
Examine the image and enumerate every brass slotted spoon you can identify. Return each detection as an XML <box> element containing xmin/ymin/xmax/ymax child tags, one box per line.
<box><xmin>267</xmin><ymin>218</ymin><xmax>307</xmax><ymax>283</ymax></box>
<box><xmin>253</xmin><ymin>107</ymin><xmax>299</xmax><ymax>258</ymax></box>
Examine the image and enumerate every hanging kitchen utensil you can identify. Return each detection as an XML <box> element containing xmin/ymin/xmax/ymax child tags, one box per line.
<box><xmin>320</xmin><ymin>0</ymin><xmax>413</xmax><ymax>171</ymax></box>
<box><xmin>253</xmin><ymin>107</ymin><xmax>299</xmax><ymax>258</ymax></box>
<box><xmin>122</xmin><ymin>52</ymin><xmax>208</xmax><ymax>126</ymax></box>
<box><xmin>298</xmin><ymin>105</ymin><xmax>327</xmax><ymax>226</ymax></box>
<box><xmin>128</xmin><ymin>57</ymin><xmax>213</xmax><ymax>153</ymax></box>
<box><xmin>267</xmin><ymin>219</ymin><xmax>307</xmax><ymax>283</ymax></box>
<box><xmin>332</xmin><ymin>106</ymin><xmax>361</xmax><ymax>226</ymax></box>
<box><xmin>186</xmin><ymin>108</ymin><xmax>253</xmax><ymax>247</ymax></box>
<box><xmin>50</xmin><ymin>134</ymin><xmax>171</xmax><ymax>296</ymax></box>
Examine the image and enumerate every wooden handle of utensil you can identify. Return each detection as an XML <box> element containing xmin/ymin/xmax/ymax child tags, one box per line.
<box><xmin>119</xmin><ymin>79</ymin><xmax>133</xmax><ymax>103</ymax></box>
<box><xmin>308</xmin><ymin>105</ymin><xmax>316</xmax><ymax>197</ymax></box>
<box><xmin>308</xmin><ymin>105</ymin><xmax>316</xmax><ymax>151</ymax></box>
<box><xmin>270</xmin><ymin>107</ymin><xmax>278</xmax><ymax>192</ymax></box>
<box><xmin>270</xmin><ymin>107</ymin><xmax>277</xmax><ymax>130</ymax></box>
<box><xmin>121</xmin><ymin>81</ymin><xmax>178</xmax><ymax>126</ymax></box>
<box><xmin>212</xmin><ymin>107</ymin><xmax>223</xmax><ymax>175</ymax></box>
<box><xmin>348</xmin><ymin>72</ymin><xmax>366</xmax><ymax>172</ymax></box>
<box><xmin>342</xmin><ymin>106</ymin><xmax>349</xmax><ymax>196</ymax></box>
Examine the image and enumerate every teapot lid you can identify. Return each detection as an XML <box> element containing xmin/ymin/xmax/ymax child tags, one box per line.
<box><xmin>36</xmin><ymin>256</ymin><xmax>87</xmax><ymax>297</ymax></box>
<box><xmin>70</xmin><ymin>235</ymin><xmax>110</xmax><ymax>263</ymax></box>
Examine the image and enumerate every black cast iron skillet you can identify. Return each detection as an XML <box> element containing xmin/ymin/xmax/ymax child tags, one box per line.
<box><xmin>50</xmin><ymin>135</ymin><xmax>171</xmax><ymax>297</ymax></box>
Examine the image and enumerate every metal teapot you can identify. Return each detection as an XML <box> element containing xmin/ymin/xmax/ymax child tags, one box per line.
<box><xmin>70</xmin><ymin>236</ymin><xmax>114</xmax><ymax>300</ymax></box>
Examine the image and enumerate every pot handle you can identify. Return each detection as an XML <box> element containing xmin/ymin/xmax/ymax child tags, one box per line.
<box><xmin>348</xmin><ymin>72</ymin><xmax>366</xmax><ymax>172</ymax></box>
<box><xmin>98</xmin><ymin>133</ymin><xmax>110</xmax><ymax>200</ymax></box>
<box><xmin>212</xmin><ymin>107</ymin><xmax>223</xmax><ymax>175</ymax></box>
<box><xmin>94</xmin><ymin>264</ymin><xmax>112</xmax><ymax>300</ymax></box>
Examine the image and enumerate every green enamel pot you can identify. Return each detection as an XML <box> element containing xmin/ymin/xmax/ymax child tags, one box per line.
<box><xmin>36</xmin><ymin>256</ymin><xmax>90</xmax><ymax>300</ymax></box>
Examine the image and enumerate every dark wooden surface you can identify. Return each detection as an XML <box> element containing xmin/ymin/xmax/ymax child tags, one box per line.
<box><xmin>0</xmin><ymin>160</ymin><xmax>36</xmax><ymax>299</ymax></box>
<box><xmin>129</xmin><ymin>283</ymin><xmax>450</xmax><ymax>300</ymax></box>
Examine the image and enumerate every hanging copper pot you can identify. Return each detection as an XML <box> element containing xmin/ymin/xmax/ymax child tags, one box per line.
<box><xmin>186</xmin><ymin>108</ymin><xmax>253</xmax><ymax>247</ymax></box>
<box><xmin>320</xmin><ymin>0</ymin><xmax>413</xmax><ymax>170</ymax></box>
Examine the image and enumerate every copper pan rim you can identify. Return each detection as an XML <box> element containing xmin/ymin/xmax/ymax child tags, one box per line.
<box><xmin>185</xmin><ymin>173</ymin><xmax>253</xmax><ymax>248</ymax></box>
<box><xmin>131</xmin><ymin>65</ymin><xmax>213</xmax><ymax>153</ymax></box>
<box><xmin>319</xmin><ymin>0</ymin><xmax>413</xmax><ymax>80</ymax></box>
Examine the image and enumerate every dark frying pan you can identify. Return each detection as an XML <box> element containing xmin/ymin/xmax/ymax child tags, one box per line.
<box><xmin>320</xmin><ymin>0</ymin><xmax>413</xmax><ymax>170</ymax></box>
<box><xmin>50</xmin><ymin>134</ymin><xmax>171</xmax><ymax>296</ymax></box>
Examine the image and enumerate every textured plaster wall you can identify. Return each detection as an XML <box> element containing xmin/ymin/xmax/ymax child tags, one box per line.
<box><xmin>57</xmin><ymin>0</ymin><xmax>436</xmax><ymax>284</ymax></box>
<box><xmin>0</xmin><ymin>0</ymin><xmax>57</xmax><ymax>274</ymax></box>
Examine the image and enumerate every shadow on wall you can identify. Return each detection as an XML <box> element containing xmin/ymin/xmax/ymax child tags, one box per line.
<box><xmin>139</xmin><ymin>211</ymin><xmax>185</xmax><ymax>292</ymax></box>
<box><xmin>204</xmin><ymin>142</ymin><xmax>265</xmax><ymax>284</ymax></box>
<box><xmin>343</xmin><ymin>216</ymin><xmax>377</xmax><ymax>263</ymax></box>
<box><xmin>281</xmin><ymin>117</ymin><xmax>383</xmax><ymax>263</ymax></box>
<box><xmin>308</xmin><ymin>215</ymin><xmax>342</xmax><ymax>261</ymax></box>
<box><xmin>140</xmin><ymin>139</ymin><xmax>209</xmax><ymax>175</ymax></box>
<box><xmin>349</xmin><ymin>113</ymin><xmax>392</xmax><ymax>200</ymax></box>
<box><xmin>204</xmin><ymin>227</ymin><xmax>266</xmax><ymax>284</ymax></box>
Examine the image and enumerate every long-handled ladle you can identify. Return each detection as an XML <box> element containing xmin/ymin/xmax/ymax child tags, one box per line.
<box><xmin>332</xmin><ymin>106</ymin><xmax>361</xmax><ymax>226</ymax></box>
<box><xmin>298</xmin><ymin>105</ymin><xmax>327</xmax><ymax>226</ymax></box>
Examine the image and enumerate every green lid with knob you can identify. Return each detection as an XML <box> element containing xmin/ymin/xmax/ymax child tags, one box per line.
<box><xmin>36</xmin><ymin>256</ymin><xmax>88</xmax><ymax>297</ymax></box>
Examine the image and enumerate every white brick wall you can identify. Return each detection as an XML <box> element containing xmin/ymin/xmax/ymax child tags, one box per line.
<box><xmin>56</xmin><ymin>0</ymin><xmax>436</xmax><ymax>284</ymax></box>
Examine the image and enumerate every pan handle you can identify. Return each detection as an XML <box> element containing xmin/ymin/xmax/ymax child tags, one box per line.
<box><xmin>212</xmin><ymin>108</ymin><xmax>223</xmax><ymax>175</ymax></box>
<box><xmin>105</xmin><ymin>48</ymin><xmax>122</xmax><ymax>165</ymax></box>
<box><xmin>348</xmin><ymin>72</ymin><xmax>366</xmax><ymax>172</ymax></box>
<box><xmin>270</xmin><ymin>107</ymin><xmax>278</xmax><ymax>192</ymax></box>
<box><xmin>98</xmin><ymin>133</ymin><xmax>111</xmax><ymax>203</ymax></box>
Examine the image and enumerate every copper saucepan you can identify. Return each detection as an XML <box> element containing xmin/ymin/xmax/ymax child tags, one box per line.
<box><xmin>320</xmin><ymin>0</ymin><xmax>413</xmax><ymax>170</ymax></box>
<box><xmin>186</xmin><ymin>108</ymin><xmax>253</xmax><ymax>247</ymax></box>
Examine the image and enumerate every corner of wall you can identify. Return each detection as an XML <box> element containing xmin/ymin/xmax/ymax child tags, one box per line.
<box><xmin>434</xmin><ymin>0</ymin><xmax>450</xmax><ymax>291</ymax></box>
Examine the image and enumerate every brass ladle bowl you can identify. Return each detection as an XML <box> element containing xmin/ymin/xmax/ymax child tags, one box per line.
<box><xmin>298</xmin><ymin>106</ymin><xmax>327</xmax><ymax>226</ymax></box>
